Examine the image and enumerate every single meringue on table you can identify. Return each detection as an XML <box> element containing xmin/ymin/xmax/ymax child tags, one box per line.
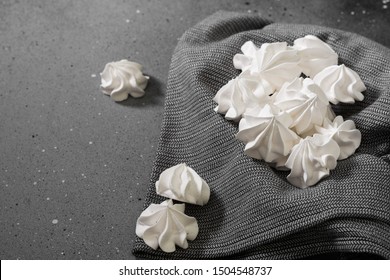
<box><xmin>213</xmin><ymin>71</ymin><xmax>272</xmax><ymax>122</ymax></box>
<box><xmin>156</xmin><ymin>163</ymin><xmax>210</xmax><ymax>206</ymax></box>
<box><xmin>234</xmin><ymin>41</ymin><xmax>301</xmax><ymax>92</ymax></box>
<box><xmin>293</xmin><ymin>35</ymin><xmax>338</xmax><ymax>77</ymax></box>
<box><xmin>285</xmin><ymin>134</ymin><xmax>340</xmax><ymax>188</ymax></box>
<box><xmin>313</xmin><ymin>64</ymin><xmax>366</xmax><ymax>104</ymax></box>
<box><xmin>272</xmin><ymin>77</ymin><xmax>331</xmax><ymax>135</ymax></box>
<box><xmin>136</xmin><ymin>199</ymin><xmax>199</xmax><ymax>253</ymax></box>
<box><xmin>316</xmin><ymin>116</ymin><xmax>361</xmax><ymax>160</ymax></box>
<box><xmin>236</xmin><ymin>104</ymin><xmax>300</xmax><ymax>163</ymax></box>
<box><xmin>100</xmin><ymin>59</ymin><xmax>149</xmax><ymax>102</ymax></box>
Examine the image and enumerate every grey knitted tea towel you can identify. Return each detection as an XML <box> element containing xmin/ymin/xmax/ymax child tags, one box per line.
<box><xmin>133</xmin><ymin>11</ymin><xmax>390</xmax><ymax>259</ymax></box>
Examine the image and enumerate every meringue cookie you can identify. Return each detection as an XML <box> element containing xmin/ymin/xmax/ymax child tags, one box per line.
<box><xmin>234</xmin><ymin>41</ymin><xmax>301</xmax><ymax>91</ymax></box>
<box><xmin>135</xmin><ymin>199</ymin><xmax>199</xmax><ymax>253</ymax></box>
<box><xmin>100</xmin><ymin>59</ymin><xmax>149</xmax><ymax>101</ymax></box>
<box><xmin>236</xmin><ymin>104</ymin><xmax>300</xmax><ymax>163</ymax></box>
<box><xmin>156</xmin><ymin>163</ymin><xmax>210</xmax><ymax>206</ymax></box>
<box><xmin>215</xmin><ymin>37</ymin><xmax>364</xmax><ymax>188</ymax></box>
<box><xmin>285</xmin><ymin>134</ymin><xmax>340</xmax><ymax>188</ymax></box>
<box><xmin>213</xmin><ymin>71</ymin><xmax>272</xmax><ymax>121</ymax></box>
<box><xmin>233</xmin><ymin>41</ymin><xmax>259</xmax><ymax>71</ymax></box>
<box><xmin>293</xmin><ymin>35</ymin><xmax>338</xmax><ymax>77</ymax></box>
<box><xmin>273</xmin><ymin>77</ymin><xmax>330</xmax><ymax>135</ymax></box>
<box><xmin>316</xmin><ymin>116</ymin><xmax>361</xmax><ymax>160</ymax></box>
<box><xmin>313</xmin><ymin>64</ymin><xmax>366</xmax><ymax>104</ymax></box>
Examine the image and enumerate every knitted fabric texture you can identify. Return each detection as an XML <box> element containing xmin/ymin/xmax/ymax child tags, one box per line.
<box><xmin>133</xmin><ymin>11</ymin><xmax>390</xmax><ymax>259</ymax></box>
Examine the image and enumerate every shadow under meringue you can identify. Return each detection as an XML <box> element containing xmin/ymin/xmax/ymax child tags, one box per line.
<box><xmin>117</xmin><ymin>75</ymin><xmax>165</xmax><ymax>107</ymax></box>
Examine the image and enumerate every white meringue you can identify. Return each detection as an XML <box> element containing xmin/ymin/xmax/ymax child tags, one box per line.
<box><xmin>285</xmin><ymin>134</ymin><xmax>340</xmax><ymax>188</ymax></box>
<box><xmin>100</xmin><ymin>59</ymin><xmax>149</xmax><ymax>101</ymax></box>
<box><xmin>233</xmin><ymin>41</ymin><xmax>259</xmax><ymax>71</ymax></box>
<box><xmin>156</xmin><ymin>163</ymin><xmax>210</xmax><ymax>206</ymax></box>
<box><xmin>272</xmin><ymin>77</ymin><xmax>330</xmax><ymax>135</ymax></box>
<box><xmin>293</xmin><ymin>35</ymin><xmax>338</xmax><ymax>77</ymax></box>
<box><xmin>316</xmin><ymin>116</ymin><xmax>361</xmax><ymax>160</ymax></box>
<box><xmin>236</xmin><ymin>104</ymin><xmax>300</xmax><ymax>163</ymax></box>
<box><xmin>213</xmin><ymin>71</ymin><xmax>271</xmax><ymax>121</ymax></box>
<box><xmin>135</xmin><ymin>199</ymin><xmax>199</xmax><ymax>253</ymax></box>
<box><xmin>313</xmin><ymin>64</ymin><xmax>366</xmax><ymax>104</ymax></box>
<box><xmin>234</xmin><ymin>41</ymin><xmax>301</xmax><ymax>91</ymax></box>
<box><xmin>214</xmin><ymin>37</ymin><xmax>364</xmax><ymax>189</ymax></box>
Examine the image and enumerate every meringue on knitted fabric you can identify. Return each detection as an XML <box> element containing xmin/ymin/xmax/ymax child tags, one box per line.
<box><xmin>133</xmin><ymin>11</ymin><xmax>390</xmax><ymax>259</ymax></box>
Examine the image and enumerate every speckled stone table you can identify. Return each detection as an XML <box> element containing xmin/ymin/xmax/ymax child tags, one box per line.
<box><xmin>1</xmin><ymin>0</ymin><xmax>389</xmax><ymax>260</ymax></box>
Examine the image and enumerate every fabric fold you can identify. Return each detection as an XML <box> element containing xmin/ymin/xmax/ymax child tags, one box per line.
<box><xmin>133</xmin><ymin>11</ymin><xmax>390</xmax><ymax>259</ymax></box>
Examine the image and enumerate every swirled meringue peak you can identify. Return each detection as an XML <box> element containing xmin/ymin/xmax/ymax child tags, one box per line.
<box><xmin>156</xmin><ymin>163</ymin><xmax>210</xmax><ymax>206</ymax></box>
<box><xmin>213</xmin><ymin>71</ymin><xmax>272</xmax><ymax>121</ymax></box>
<box><xmin>236</xmin><ymin>104</ymin><xmax>300</xmax><ymax>163</ymax></box>
<box><xmin>316</xmin><ymin>116</ymin><xmax>361</xmax><ymax>160</ymax></box>
<box><xmin>293</xmin><ymin>35</ymin><xmax>338</xmax><ymax>77</ymax></box>
<box><xmin>313</xmin><ymin>64</ymin><xmax>366</xmax><ymax>104</ymax></box>
<box><xmin>100</xmin><ymin>59</ymin><xmax>149</xmax><ymax>101</ymax></box>
<box><xmin>233</xmin><ymin>41</ymin><xmax>259</xmax><ymax>71</ymax></box>
<box><xmin>247</xmin><ymin>42</ymin><xmax>302</xmax><ymax>91</ymax></box>
<box><xmin>273</xmin><ymin>77</ymin><xmax>330</xmax><ymax>135</ymax></box>
<box><xmin>285</xmin><ymin>134</ymin><xmax>340</xmax><ymax>188</ymax></box>
<box><xmin>136</xmin><ymin>199</ymin><xmax>199</xmax><ymax>253</ymax></box>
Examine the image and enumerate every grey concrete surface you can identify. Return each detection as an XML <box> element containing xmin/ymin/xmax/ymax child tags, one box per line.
<box><xmin>0</xmin><ymin>0</ymin><xmax>389</xmax><ymax>260</ymax></box>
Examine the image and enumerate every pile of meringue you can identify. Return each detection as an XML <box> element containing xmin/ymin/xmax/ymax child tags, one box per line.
<box><xmin>136</xmin><ymin>163</ymin><xmax>210</xmax><ymax>252</ymax></box>
<box><xmin>100</xmin><ymin>59</ymin><xmax>149</xmax><ymax>102</ymax></box>
<box><xmin>214</xmin><ymin>35</ymin><xmax>365</xmax><ymax>188</ymax></box>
